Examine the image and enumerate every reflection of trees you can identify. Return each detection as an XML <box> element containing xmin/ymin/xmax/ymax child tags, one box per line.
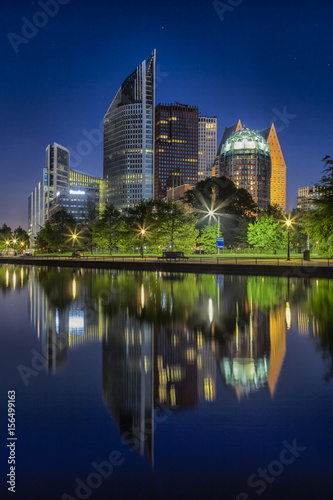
<box><xmin>305</xmin><ymin>281</ymin><xmax>333</xmax><ymax>381</ymax></box>
<box><xmin>247</xmin><ymin>276</ymin><xmax>288</xmax><ymax>311</ymax></box>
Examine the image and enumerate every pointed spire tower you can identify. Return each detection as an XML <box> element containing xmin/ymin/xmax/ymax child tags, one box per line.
<box><xmin>260</xmin><ymin>123</ymin><xmax>287</xmax><ymax>213</ymax></box>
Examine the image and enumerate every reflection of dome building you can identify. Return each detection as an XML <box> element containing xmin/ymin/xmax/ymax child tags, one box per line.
<box><xmin>219</xmin><ymin>127</ymin><xmax>271</xmax><ymax>210</ymax></box>
<box><xmin>222</xmin><ymin>357</ymin><xmax>269</xmax><ymax>397</ymax></box>
<box><xmin>219</xmin><ymin>303</ymin><xmax>287</xmax><ymax>399</ymax></box>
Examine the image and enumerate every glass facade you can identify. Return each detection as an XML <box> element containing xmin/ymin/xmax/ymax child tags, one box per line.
<box><xmin>154</xmin><ymin>103</ymin><xmax>199</xmax><ymax>199</ymax></box>
<box><xmin>198</xmin><ymin>116</ymin><xmax>217</xmax><ymax>181</ymax></box>
<box><xmin>103</xmin><ymin>51</ymin><xmax>155</xmax><ymax>210</ymax></box>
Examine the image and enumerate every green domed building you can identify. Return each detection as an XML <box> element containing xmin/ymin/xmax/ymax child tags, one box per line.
<box><xmin>219</xmin><ymin>127</ymin><xmax>271</xmax><ymax>210</ymax></box>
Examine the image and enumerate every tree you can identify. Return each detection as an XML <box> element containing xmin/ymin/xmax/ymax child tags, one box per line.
<box><xmin>184</xmin><ymin>176</ymin><xmax>258</xmax><ymax>247</ymax></box>
<box><xmin>125</xmin><ymin>199</ymin><xmax>157</xmax><ymax>254</ymax></box>
<box><xmin>36</xmin><ymin>208</ymin><xmax>77</xmax><ymax>252</ymax></box>
<box><xmin>304</xmin><ymin>156</ymin><xmax>333</xmax><ymax>255</ymax></box>
<box><xmin>152</xmin><ymin>200</ymin><xmax>198</xmax><ymax>253</ymax></box>
<box><xmin>199</xmin><ymin>223</ymin><xmax>218</xmax><ymax>254</ymax></box>
<box><xmin>0</xmin><ymin>224</ymin><xmax>12</xmax><ymax>249</ymax></box>
<box><xmin>247</xmin><ymin>214</ymin><xmax>287</xmax><ymax>252</ymax></box>
<box><xmin>13</xmin><ymin>226</ymin><xmax>30</xmax><ymax>251</ymax></box>
<box><xmin>93</xmin><ymin>203</ymin><xmax>122</xmax><ymax>254</ymax></box>
<box><xmin>81</xmin><ymin>200</ymin><xmax>99</xmax><ymax>254</ymax></box>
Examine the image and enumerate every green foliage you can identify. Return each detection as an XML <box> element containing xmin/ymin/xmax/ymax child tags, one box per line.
<box><xmin>247</xmin><ymin>214</ymin><xmax>287</xmax><ymax>251</ymax></box>
<box><xmin>93</xmin><ymin>203</ymin><xmax>122</xmax><ymax>254</ymax></box>
<box><xmin>36</xmin><ymin>208</ymin><xmax>77</xmax><ymax>252</ymax></box>
<box><xmin>304</xmin><ymin>156</ymin><xmax>333</xmax><ymax>255</ymax></box>
<box><xmin>184</xmin><ymin>176</ymin><xmax>258</xmax><ymax>247</ymax></box>
<box><xmin>199</xmin><ymin>223</ymin><xmax>218</xmax><ymax>254</ymax></box>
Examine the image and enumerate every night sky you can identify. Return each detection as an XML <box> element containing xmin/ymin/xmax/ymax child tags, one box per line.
<box><xmin>1</xmin><ymin>0</ymin><xmax>332</xmax><ymax>230</ymax></box>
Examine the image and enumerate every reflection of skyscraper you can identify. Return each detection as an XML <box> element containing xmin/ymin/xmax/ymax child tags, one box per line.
<box><xmin>219</xmin><ymin>302</ymin><xmax>270</xmax><ymax>399</ymax></box>
<box><xmin>267</xmin><ymin>305</ymin><xmax>286</xmax><ymax>397</ymax></box>
<box><xmin>154</xmin><ymin>326</ymin><xmax>217</xmax><ymax>409</ymax></box>
<box><xmin>103</xmin><ymin>314</ymin><xmax>154</xmax><ymax>463</ymax></box>
<box><xmin>28</xmin><ymin>269</ymin><xmax>106</xmax><ymax>372</ymax></box>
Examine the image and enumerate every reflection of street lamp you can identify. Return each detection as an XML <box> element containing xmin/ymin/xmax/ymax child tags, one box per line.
<box><xmin>140</xmin><ymin>229</ymin><xmax>145</xmax><ymax>258</ymax></box>
<box><xmin>286</xmin><ymin>220</ymin><xmax>291</xmax><ymax>261</ymax></box>
<box><xmin>285</xmin><ymin>302</ymin><xmax>291</xmax><ymax>329</ymax></box>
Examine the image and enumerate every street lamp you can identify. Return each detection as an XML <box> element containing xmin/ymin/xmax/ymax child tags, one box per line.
<box><xmin>209</xmin><ymin>210</ymin><xmax>221</xmax><ymax>254</ymax></box>
<box><xmin>286</xmin><ymin>219</ymin><xmax>291</xmax><ymax>261</ymax></box>
<box><xmin>72</xmin><ymin>234</ymin><xmax>77</xmax><ymax>254</ymax></box>
<box><xmin>5</xmin><ymin>241</ymin><xmax>9</xmax><ymax>255</ymax></box>
<box><xmin>140</xmin><ymin>229</ymin><xmax>145</xmax><ymax>258</ymax></box>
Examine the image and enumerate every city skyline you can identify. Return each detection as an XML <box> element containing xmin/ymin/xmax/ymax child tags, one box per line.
<box><xmin>1</xmin><ymin>0</ymin><xmax>333</xmax><ymax>229</ymax></box>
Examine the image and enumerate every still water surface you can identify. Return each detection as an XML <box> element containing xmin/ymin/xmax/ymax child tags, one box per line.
<box><xmin>0</xmin><ymin>265</ymin><xmax>333</xmax><ymax>500</ymax></box>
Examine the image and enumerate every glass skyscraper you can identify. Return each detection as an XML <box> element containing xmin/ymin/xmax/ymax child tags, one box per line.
<box><xmin>103</xmin><ymin>50</ymin><xmax>155</xmax><ymax>210</ymax></box>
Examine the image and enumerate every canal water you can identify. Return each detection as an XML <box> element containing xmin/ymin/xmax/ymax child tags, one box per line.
<box><xmin>0</xmin><ymin>265</ymin><xmax>332</xmax><ymax>500</ymax></box>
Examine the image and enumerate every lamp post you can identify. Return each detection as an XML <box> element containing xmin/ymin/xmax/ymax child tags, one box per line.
<box><xmin>140</xmin><ymin>229</ymin><xmax>145</xmax><ymax>258</ymax></box>
<box><xmin>286</xmin><ymin>219</ymin><xmax>291</xmax><ymax>261</ymax></box>
<box><xmin>5</xmin><ymin>240</ymin><xmax>9</xmax><ymax>255</ymax></box>
<box><xmin>72</xmin><ymin>234</ymin><xmax>77</xmax><ymax>254</ymax></box>
<box><xmin>209</xmin><ymin>210</ymin><xmax>221</xmax><ymax>254</ymax></box>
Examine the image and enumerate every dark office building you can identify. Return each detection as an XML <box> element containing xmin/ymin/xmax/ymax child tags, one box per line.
<box><xmin>154</xmin><ymin>103</ymin><xmax>199</xmax><ymax>199</ymax></box>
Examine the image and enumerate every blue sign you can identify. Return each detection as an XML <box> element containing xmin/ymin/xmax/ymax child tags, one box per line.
<box><xmin>216</xmin><ymin>237</ymin><xmax>224</xmax><ymax>249</ymax></box>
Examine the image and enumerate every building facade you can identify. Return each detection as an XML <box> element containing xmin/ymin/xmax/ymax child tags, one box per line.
<box><xmin>103</xmin><ymin>50</ymin><xmax>155</xmax><ymax>210</ymax></box>
<box><xmin>45</xmin><ymin>143</ymin><xmax>70</xmax><ymax>221</ymax></box>
<box><xmin>260</xmin><ymin>123</ymin><xmax>287</xmax><ymax>213</ymax></box>
<box><xmin>198</xmin><ymin>116</ymin><xmax>217</xmax><ymax>181</ymax></box>
<box><xmin>219</xmin><ymin>128</ymin><xmax>271</xmax><ymax>211</ymax></box>
<box><xmin>297</xmin><ymin>186</ymin><xmax>320</xmax><ymax>211</ymax></box>
<box><xmin>28</xmin><ymin>144</ymin><xmax>102</xmax><ymax>243</ymax></box>
<box><xmin>154</xmin><ymin>103</ymin><xmax>199</xmax><ymax>199</ymax></box>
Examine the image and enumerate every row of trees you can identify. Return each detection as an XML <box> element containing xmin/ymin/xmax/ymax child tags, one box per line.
<box><xmin>36</xmin><ymin>199</ymin><xmax>199</xmax><ymax>254</ymax></box>
<box><xmin>2</xmin><ymin>157</ymin><xmax>331</xmax><ymax>255</ymax></box>
<box><xmin>0</xmin><ymin>224</ymin><xmax>30</xmax><ymax>251</ymax></box>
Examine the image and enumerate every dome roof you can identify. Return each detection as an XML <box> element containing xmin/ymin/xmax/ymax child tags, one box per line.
<box><xmin>221</xmin><ymin>127</ymin><xmax>271</xmax><ymax>156</ymax></box>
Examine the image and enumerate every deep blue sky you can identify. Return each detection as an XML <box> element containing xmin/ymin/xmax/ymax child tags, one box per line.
<box><xmin>1</xmin><ymin>0</ymin><xmax>332</xmax><ymax>229</ymax></box>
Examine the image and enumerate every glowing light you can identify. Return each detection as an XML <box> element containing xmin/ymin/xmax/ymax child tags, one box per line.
<box><xmin>285</xmin><ymin>302</ymin><xmax>291</xmax><ymax>329</ymax></box>
<box><xmin>141</xmin><ymin>284</ymin><xmax>145</xmax><ymax>308</ymax></box>
<box><xmin>69</xmin><ymin>190</ymin><xmax>85</xmax><ymax>195</ymax></box>
<box><xmin>12</xmin><ymin>272</ymin><xmax>16</xmax><ymax>290</ymax></box>
<box><xmin>286</xmin><ymin>220</ymin><xmax>291</xmax><ymax>227</ymax></box>
<box><xmin>209</xmin><ymin>298</ymin><xmax>213</xmax><ymax>323</ymax></box>
<box><xmin>5</xmin><ymin>269</ymin><xmax>9</xmax><ymax>287</ymax></box>
<box><xmin>72</xmin><ymin>278</ymin><xmax>77</xmax><ymax>299</ymax></box>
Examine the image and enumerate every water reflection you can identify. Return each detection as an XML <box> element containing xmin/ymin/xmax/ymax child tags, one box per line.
<box><xmin>17</xmin><ymin>266</ymin><xmax>333</xmax><ymax>459</ymax></box>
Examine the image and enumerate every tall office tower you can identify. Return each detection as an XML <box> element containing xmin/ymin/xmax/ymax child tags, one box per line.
<box><xmin>297</xmin><ymin>186</ymin><xmax>320</xmax><ymax>211</ymax></box>
<box><xmin>45</xmin><ymin>143</ymin><xmax>70</xmax><ymax>220</ymax></box>
<box><xmin>198</xmin><ymin>116</ymin><xmax>217</xmax><ymax>181</ymax></box>
<box><xmin>103</xmin><ymin>50</ymin><xmax>155</xmax><ymax>210</ymax></box>
<box><xmin>260</xmin><ymin>123</ymin><xmax>287</xmax><ymax>213</ymax></box>
<box><xmin>154</xmin><ymin>103</ymin><xmax>199</xmax><ymax>199</ymax></box>
<box><xmin>219</xmin><ymin>128</ymin><xmax>271</xmax><ymax>211</ymax></box>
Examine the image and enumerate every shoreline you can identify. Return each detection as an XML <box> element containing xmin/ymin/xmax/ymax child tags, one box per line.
<box><xmin>1</xmin><ymin>256</ymin><xmax>332</xmax><ymax>278</ymax></box>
